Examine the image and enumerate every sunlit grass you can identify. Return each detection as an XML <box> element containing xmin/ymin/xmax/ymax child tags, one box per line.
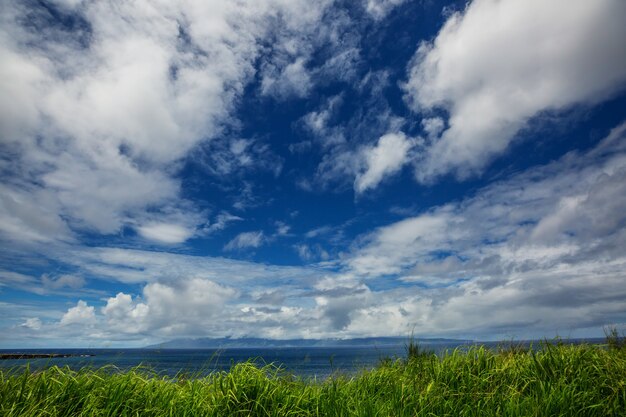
<box><xmin>1</xmin><ymin>342</ymin><xmax>625</xmax><ymax>416</ymax></box>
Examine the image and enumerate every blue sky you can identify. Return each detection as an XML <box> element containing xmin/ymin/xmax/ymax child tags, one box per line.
<box><xmin>1</xmin><ymin>0</ymin><xmax>626</xmax><ymax>348</ymax></box>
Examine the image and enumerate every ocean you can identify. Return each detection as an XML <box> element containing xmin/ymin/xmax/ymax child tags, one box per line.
<box><xmin>0</xmin><ymin>346</ymin><xmax>408</xmax><ymax>379</ymax></box>
<box><xmin>0</xmin><ymin>338</ymin><xmax>602</xmax><ymax>379</ymax></box>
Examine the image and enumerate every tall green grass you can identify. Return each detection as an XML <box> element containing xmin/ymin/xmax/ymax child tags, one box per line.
<box><xmin>1</xmin><ymin>342</ymin><xmax>625</xmax><ymax>416</ymax></box>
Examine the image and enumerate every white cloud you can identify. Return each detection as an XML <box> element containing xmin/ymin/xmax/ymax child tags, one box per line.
<box><xmin>101</xmin><ymin>278</ymin><xmax>236</xmax><ymax>336</ymax></box>
<box><xmin>60</xmin><ymin>246</ymin><xmax>323</xmax><ymax>287</ymax></box>
<box><xmin>224</xmin><ymin>231</ymin><xmax>265</xmax><ymax>251</ymax></box>
<box><xmin>294</xmin><ymin>243</ymin><xmax>330</xmax><ymax>262</ymax></box>
<box><xmin>256</xmin><ymin>2</ymin><xmax>361</xmax><ymax>101</ymax></box>
<box><xmin>342</xmin><ymin>122</ymin><xmax>626</xmax><ymax>336</ymax></box>
<box><xmin>232</xmin><ymin>182</ymin><xmax>262</xmax><ymax>212</ymax></box>
<box><xmin>305</xmin><ymin>225</ymin><xmax>333</xmax><ymax>239</ymax></box>
<box><xmin>421</xmin><ymin>117</ymin><xmax>444</xmax><ymax>139</ymax></box>
<box><xmin>349</xmin><ymin>210</ymin><xmax>457</xmax><ymax>276</ymax></box>
<box><xmin>60</xmin><ymin>300</ymin><xmax>96</xmax><ymax>326</ymax></box>
<box><xmin>355</xmin><ymin>132</ymin><xmax>414</xmax><ymax>193</ymax></box>
<box><xmin>295</xmin><ymin>244</ymin><xmax>314</xmax><ymax>261</ymax></box>
<box><xmin>3</xmin><ymin>1</ymin><xmax>626</xmax><ymax>344</ymax></box>
<box><xmin>0</xmin><ymin>270</ymin><xmax>93</xmax><ymax>297</ymax></box>
<box><xmin>350</xmin><ymin>123</ymin><xmax>626</xmax><ymax>277</ymax></box>
<box><xmin>301</xmin><ymin>94</ymin><xmax>344</xmax><ymax>146</ymax></box>
<box><xmin>8</xmin><ymin>120</ymin><xmax>626</xmax><ymax>345</ymax></box>
<box><xmin>0</xmin><ymin>271</ymin><xmax>37</xmax><ymax>289</ymax></box>
<box><xmin>297</xmin><ymin>95</ymin><xmax>348</xmax><ymax>172</ymax></box>
<box><xmin>202</xmin><ymin>212</ymin><xmax>243</xmax><ymax>235</ymax></box>
<box><xmin>101</xmin><ymin>292</ymin><xmax>148</xmax><ymax>334</ymax></box>
<box><xmin>404</xmin><ymin>0</ymin><xmax>626</xmax><ymax>182</ymax></box>
<box><xmin>307</xmin><ymin>71</ymin><xmax>407</xmax><ymax>192</ymax></box>
<box><xmin>143</xmin><ymin>279</ymin><xmax>236</xmax><ymax>330</ymax></box>
<box><xmin>8</xmin><ymin>124</ymin><xmax>626</xmax><ymax>343</ymax></box>
<box><xmin>0</xmin><ymin>183</ymin><xmax>74</xmax><ymax>243</ymax></box>
<box><xmin>275</xmin><ymin>221</ymin><xmax>291</xmax><ymax>236</ymax></box>
<box><xmin>193</xmin><ymin>137</ymin><xmax>284</xmax><ymax>180</ymax></box>
<box><xmin>261</xmin><ymin>57</ymin><xmax>313</xmax><ymax>98</ymax></box>
<box><xmin>41</xmin><ymin>274</ymin><xmax>85</xmax><ymax>290</ymax></box>
<box><xmin>0</xmin><ymin>41</ymin><xmax>45</xmax><ymax>143</ymax></box>
<box><xmin>364</xmin><ymin>0</ymin><xmax>408</xmax><ymax>20</ymax></box>
<box><xmin>1</xmin><ymin>271</ymin><xmax>36</xmax><ymax>290</ymax></box>
<box><xmin>0</xmin><ymin>0</ymin><xmax>337</xmax><ymax>243</ymax></box>
<box><xmin>315</xmin><ymin>149</ymin><xmax>363</xmax><ymax>190</ymax></box>
<box><xmin>317</xmin><ymin>47</ymin><xmax>361</xmax><ymax>83</ymax></box>
<box><xmin>137</xmin><ymin>223</ymin><xmax>195</xmax><ymax>244</ymax></box>
<box><xmin>20</xmin><ymin>317</ymin><xmax>42</xmax><ymax>330</ymax></box>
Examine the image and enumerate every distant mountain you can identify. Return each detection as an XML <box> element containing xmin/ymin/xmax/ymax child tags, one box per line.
<box><xmin>144</xmin><ymin>337</ymin><xmax>473</xmax><ymax>349</ymax></box>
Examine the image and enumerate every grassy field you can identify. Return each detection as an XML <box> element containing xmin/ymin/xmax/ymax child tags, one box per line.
<box><xmin>1</xmin><ymin>341</ymin><xmax>625</xmax><ymax>416</ymax></box>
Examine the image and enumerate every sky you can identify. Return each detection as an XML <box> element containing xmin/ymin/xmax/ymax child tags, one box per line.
<box><xmin>1</xmin><ymin>0</ymin><xmax>626</xmax><ymax>348</ymax></box>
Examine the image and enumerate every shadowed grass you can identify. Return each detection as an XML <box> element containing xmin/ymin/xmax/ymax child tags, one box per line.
<box><xmin>1</xmin><ymin>342</ymin><xmax>625</xmax><ymax>416</ymax></box>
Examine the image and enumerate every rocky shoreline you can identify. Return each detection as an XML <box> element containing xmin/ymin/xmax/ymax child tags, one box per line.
<box><xmin>0</xmin><ymin>353</ymin><xmax>95</xmax><ymax>360</ymax></box>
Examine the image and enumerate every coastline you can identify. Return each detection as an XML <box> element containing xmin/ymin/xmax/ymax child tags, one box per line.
<box><xmin>0</xmin><ymin>353</ymin><xmax>95</xmax><ymax>360</ymax></box>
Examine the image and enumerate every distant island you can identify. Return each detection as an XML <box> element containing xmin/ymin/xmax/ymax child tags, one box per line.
<box><xmin>145</xmin><ymin>336</ymin><xmax>473</xmax><ymax>349</ymax></box>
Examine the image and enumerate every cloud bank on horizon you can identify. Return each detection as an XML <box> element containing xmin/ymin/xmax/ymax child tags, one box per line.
<box><xmin>1</xmin><ymin>0</ymin><xmax>626</xmax><ymax>347</ymax></box>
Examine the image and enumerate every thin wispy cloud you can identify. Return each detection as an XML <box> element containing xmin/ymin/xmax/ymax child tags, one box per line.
<box><xmin>224</xmin><ymin>231</ymin><xmax>266</xmax><ymax>251</ymax></box>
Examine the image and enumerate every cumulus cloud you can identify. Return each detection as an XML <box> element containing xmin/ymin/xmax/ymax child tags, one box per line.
<box><xmin>60</xmin><ymin>300</ymin><xmax>95</xmax><ymax>326</ymax></box>
<box><xmin>404</xmin><ymin>0</ymin><xmax>626</xmax><ymax>182</ymax></box>
<box><xmin>342</xmin><ymin>122</ymin><xmax>626</xmax><ymax>336</ymax></box>
<box><xmin>102</xmin><ymin>278</ymin><xmax>237</xmax><ymax>336</ymax></box>
<box><xmin>101</xmin><ymin>292</ymin><xmax>149</xmax><ymax>334</ymax></box>
<box><xmin>355</xmin><ymin>132</ymin><xmax>414</xmax><ymax>193</ymax></box>
<box><xmin>10</xmin><ymin>247</ymin><xmax>333</xmax><ymax>341</ymax></box>
<box><xmin>95</xmin><ymin>275</ymin><xmax>317</xmax><ymax>340</ymax></box>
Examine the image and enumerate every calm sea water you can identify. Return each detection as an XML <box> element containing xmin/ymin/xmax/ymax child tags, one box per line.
<box><xmin>0</xmin><ymin>346</ymin><xmax>407</xmax><ymax>379</ymax></box>
<box><xmin>0</xmin><ymin>339</ymin><xmax>602</xmax><ymax>379</ymax></box>
<box><xmin>0</xmin><ymin>345</ymin><xmax>430</xmax><ymax>379</ymax></box>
